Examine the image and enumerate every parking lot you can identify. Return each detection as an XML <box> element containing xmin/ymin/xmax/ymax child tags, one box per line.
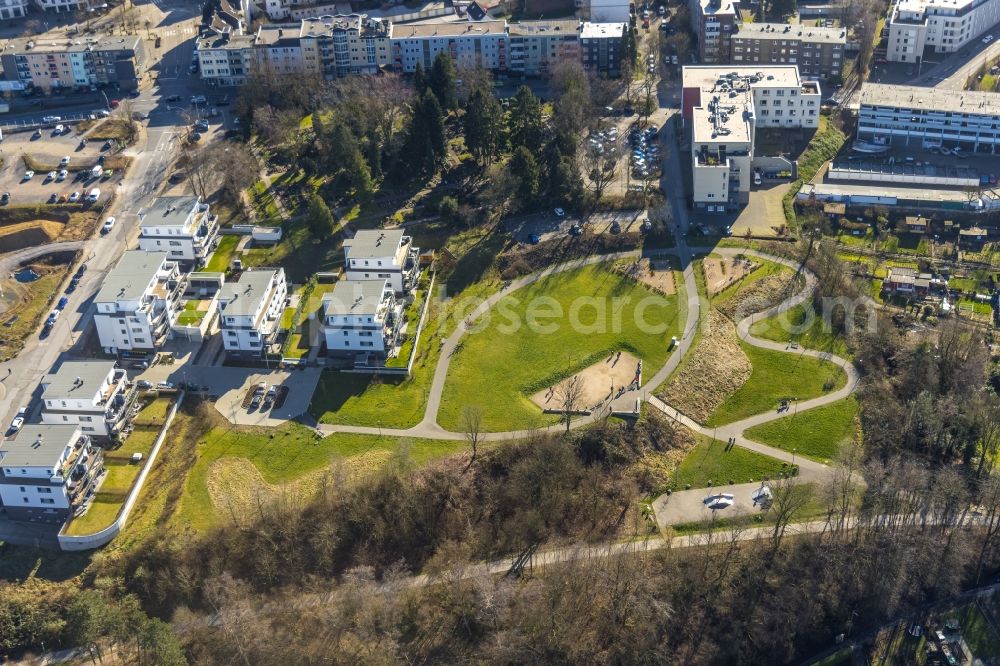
<box><xmin>0</xmin><ymin>126</ymin><xmax>117</xmax><ymax>205</ymax></box>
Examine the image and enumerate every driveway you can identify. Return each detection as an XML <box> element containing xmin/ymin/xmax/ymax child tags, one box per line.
<box><xmin>209</xmin><ymin>367</ymin><xmax>321</xmax><ymax>427</ymax></box>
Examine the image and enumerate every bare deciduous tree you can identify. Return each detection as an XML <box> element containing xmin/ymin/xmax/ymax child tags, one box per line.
<box><xmin>556</xmin><ymin>375</ymin><xmax>585</xmax><ymax>433</ymax></box>
<box><xmin>462</xmin><ymin>405</ymin><xmax>484</xmax><ymax>469</ymax></box>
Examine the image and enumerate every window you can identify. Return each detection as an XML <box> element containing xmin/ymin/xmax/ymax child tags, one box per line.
<box><xmin>37</xmin><ymin>487</ymin><xmax>52</xmax><ymax>493</ymax></box>
<box><xmin>40</xmin><ymin>498</ymin><xmax>55</xmax><ymax>504</ymax></box>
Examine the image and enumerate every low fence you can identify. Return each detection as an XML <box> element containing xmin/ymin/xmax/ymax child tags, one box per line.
<box><xmin>57</xmin><ymin>392</ymin><xmax>185</xmax><ymax>551</ymax></box>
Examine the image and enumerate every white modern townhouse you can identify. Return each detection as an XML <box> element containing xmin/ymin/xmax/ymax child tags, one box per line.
<box><xmin>40</xmin><ymin>361</ymin><xmax>136</xmax><ymax>441</ymax></box>
<box><xmin>138</xmin><ymin>196</ymin><xmax>220</xmax><ymax>268</ymax></box>
<box><xmin>216</xmin><ymin>268</ymin><xmax>288</xmax><ymax>358</ymax></box>
<box><xmin>681</xmin><ymin>66</ymin><xmax>821</xmax><ymax>210</ymax></box>
<box><xmin>321</xmin><ymin>279</ymin><xmax>401</xmax><ymax>356</ymax></box>
<box><xmin>94</xmin><ymin>251</ymin><xmax>185</xmax><ymax>356</ymax></box>
<box><xmin>343</xmin><ymin>229</ymin><xmax>419</xmax><ymax>295</ymax></box>
<box><xmin>0</xmin><ymin>424</ymin><xmax>103</xmax><ymax>525</ymax></box>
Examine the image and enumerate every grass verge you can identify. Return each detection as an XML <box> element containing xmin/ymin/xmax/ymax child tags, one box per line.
<box><xmin>670</xmin><ymin>436</ymin><xmax>794</xmax><ymax>490</ymax></box>
<box><xmin>744</xmin><ymin>396</ymin><xmax>859</xmax><ymax>462</ymax></box>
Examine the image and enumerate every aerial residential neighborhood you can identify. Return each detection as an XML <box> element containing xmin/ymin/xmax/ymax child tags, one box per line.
<box><xmin>5</xmin><ymin>0</ymin><xmax>1000</xmax><ymax>660</ymax></box>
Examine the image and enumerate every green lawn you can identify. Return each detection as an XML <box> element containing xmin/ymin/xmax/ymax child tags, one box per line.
<box><xmin>749</xmin><ymin>301</ymin><xmax>853</xmax><ymax>359</ymax></box>
<box><xmin>438</xmin><ymin>262</ymin><xmax>685</xmax><ymax>432</ymax></box>
<box><xmin>205</xmin><ymin>235</ymin><xmax>239</xmax><ymax>272</ymax></box>
<box><xmin>176</xmin><ymin>422</ymin><xmax>467</xmax><ymax>531</ymax></box>
<box><xmin>176</xmin><ymin>300</ymin><xmax>210</xmax><ymax>326</ymax></box>
<box><xmin>943</xmin><ymin>604</ymin><xmax>1000</xmax><ymax>659</ymax></box>
<box><xmin>284</xmin><ymin>332</ymin><xmax>310</xmax><ymax>359</ymax></box>
<box><xmin>670</xmin><ymin>436</ymin><xmax>794</xmax><ymax>490</ymax></box>
<box><xmin>387</xmin><ymin>282</ymin><xmax>428</xmax><ymax>369</ymax></box>
<box><xmin>744</xmin><ymin>397</ymin><xmax>859</xmax><ymax>462</ymax></box>
<box><xmin>706</xmin><ymin>341</ymin><xmax>847</xmax><ymax>426</ymax></box>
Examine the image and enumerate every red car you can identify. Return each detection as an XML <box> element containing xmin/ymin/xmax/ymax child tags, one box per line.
<box><xmin>109</xmin><ymin>99</ymin><xmax>120</xmax><ymax>109</ymax></box>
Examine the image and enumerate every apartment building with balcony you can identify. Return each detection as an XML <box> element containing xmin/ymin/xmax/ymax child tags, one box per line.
<box><xmin>689</xmin><ymin>0</ymin><xmax>737</xmax><ymax>63</ymax></box>
<box><xmin>216</xmin><ymin>268</ymin><xmax>288</xmax><ymax>358</ymax></box>
<box><xmin>682</xmin><ymin>66</ymin><xmax>821</xmax><ymax>209</ymax></box>
<box><xmin>887</xmin><ymin>0</ymin><xmax>1000</xmax><ymax>63</ymax></box>
<box><xmin>40</xmin><ymin>361</ymin><xmax>135</xmax><ymax>441</ymax></box>
<box><xmin>580</xmin><ymin>21</ymin><xmax>626</xmax><ymax>76</ymax></box>
<box><xmin>391</xmin><ymin>20</ymin><xmax>508</xmax><ymax>73</ymax></box>
<box><xmin>858</xmin><ymin>83</ymin><xmax>1000</xmax><ymax>153</ymax></box>
<box><xmin>138</xmin><ymin>196</ymin><xmax>219</xmax><ymax>268</ymax></box>
<box><xmin>0</xmin><ymin>35</ymin><xmax>146</xmax><ymax>92</ymax></box>
<box><xmin>507</xmin><ymin>20</ymin><xmax>581</xmax><ymax>76</ymax></box>
<box><xmin>0</xmin><ymin>425</ymin><xmax>102</xmax><ymax>525</ymax></box>
<box><xmin>197</xmin><ymin>31</ymin><xmax>256</xmax><ymax>86</ymax></box>
<box><xmin>0</xmin><ymin>0</ymin><xmax>29</xmax><ymax>20</ymax></box>
<box><xmin>343</xmin><ymin>229</ymin><xmax>419</xmax><ymax>295</ymax></box>
<box><xmin>253</xmin><ymin>23</ymin><xmax>309</xmax><ymax>77</ymax></box>
<box><xmin>94</xmin><ymin>251</ymin><xmax>185</xmax><ymax>356</ymax></box>
<box><xmin>299</xmin><ymin>14</ymin><xmax>392</xmax><ymax>77</ymax></box>
<box><xmin>731</xmin><ymin>23</ymin><xmax>847</xmax><ymax>80</ymax></box>
<box><xmin>322</xmin><ymin>279</ymin><xmax>401</xmax><ymax>356</ymax></box>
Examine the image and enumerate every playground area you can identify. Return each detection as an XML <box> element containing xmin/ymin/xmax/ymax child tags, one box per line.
<box><xmin>703</xmin><ymin>256</ymin><xmax>758</xmax><ymax>295</ymax></box>
<box><xmin>614</xmin><ymin>258</ymin><xmax>677</xmax><ymax>295</ymax></box>
<box><xmin>530</xmin><ymin>350</ymin><xmax>642</xmax><ymax>412</ymax></box>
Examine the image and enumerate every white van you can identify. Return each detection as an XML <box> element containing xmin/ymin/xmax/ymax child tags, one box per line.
<box><xmin>86</xmin><ymin>188</ymin><xmax>101</xmax><ymax>203</ymax></box>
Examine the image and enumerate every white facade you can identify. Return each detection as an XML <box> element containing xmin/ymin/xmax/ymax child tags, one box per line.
<box><xmin>94</xmin><ymin>251</ymin><xmax>184</xmax><ymax>355</ymax></box>
<box><xmin>138</xmin><ymin>196</ymin><xmax>219</xmax><ymax>266</ymax></box>
<box><xmin>0</xmin><ymin>0</ymin><xmax>28</xmax><ymax>20</ymax></box>
<box><xmin>34</xmin><ymin>0</ymin><xmax>85</xmax><ymax>12</ymax></box>
<box><xmin>683</xmin><ymin>66</ymin><xmax>821</xmax><ymax>209</ymax></box>
<box><xmin>40</xmin><ymin>361</ymin><xmax>133</xmax><ymax>439</ymax></box>
<box><xmin>217</xmin><ymin>268</ymin><xmax>288</xmax><ymax>356</ymax></box>
<box><xmin>887</xmin><ymin>0</ymin><xmax>1000</xmax><ymax>62</ymax></box>
<box><xmin>390</xmin><ymin>21</ymin><xmax>508</xmax><ymax>73</ymax></box>
<box><xmin>343</xmin><ymin>229</ymin><xmax>419</xmax><ymax>294</ymax></box>
<box><xmin>0</xmin><ymin>425</ymin><xmax>102</xmax><ymax>525</ymax></box>
<box><xmin>321</xmin><ymin>279</ymin><xmax>400</xmax><ymax>355</ymax></box>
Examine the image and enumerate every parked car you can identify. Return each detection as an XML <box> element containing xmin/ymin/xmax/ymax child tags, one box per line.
<box><xmin>166</xmin><ymin>94</ymin><xmax>181</xmax><ymax>102</ymax></box>
<box><xmin>31</xmin><ymin>129</ymin><xmax>42</xmax><ymax>139</ymax></box>
<box><xmin>69</xmin><ymin>191</ymin><xmax>81</xmax><ymax>203</ymax></box>
<box><xmin>45</xmin><ymin>309</ymin><xmax>60</xmax><ymax>327</ymax></box>
<box><xmin>23</xmin><ymin>170</ymin><xmax>34</xmax><ymax>181</ymax></box>
<box><xmin>0</xmin><ymin>192</ymin><xmax>9</xmax><ymax>205</ymax></box>
<box><xmin>156</xmin><ymin>381</ymin><xmax>175</xmax><ymax>390</ymax></box>
<box><xmin>8</xmin><ymin>414</ymin><xmax>24</xmax><ymax>434</ymax></box>
<box><xmin>754</xmin><ymin>171</ymin><xmax>762</xmax><ymax>186</ymax></box>
<box><xmin>194</xmin><ymin>119</ymin><xmax>209</xmax><ymax>132</ymax></box>
<box><xmin>57</xmin><ymin>296</ymin><xmax>68</xmax><ymax>310</ymax></box>
<box><xmin>610</xmin><ymin>221</ymin><xmax>622</xmax><ymax>234</ymax></box>
<box><xmin>48</xmin><ymin>192</ymin><xmax>57</xmax><ymax>203</ymax></box>
<box><xmin>59</xmin><ymin>156</ymin><xmax>71</xmax><ymax>167</ymax></box>
<box><xmin>42</xmin><ymin>115</ymin><xmax>61</xmax><ymax>123</ymax></box>
<box><xmin>190</xmin><ymin>95</ymin><xmax>207</xmax><ymax>105</ymax></box>
<box><xmin>54</xmin><ymin>124</ymin><xmax>65</xmax><ymax>135</ymax></box>
<box><xmin>101</xmin><ymin>216</ymin><xmax>116</xmax><ymax>234</ymax></box>
<box><xmin>554</xmin><ymin>207</ymin><xmax>565</xmax><ymax>217</ymax></box>
<box><xmin>569</xmin><ymin>224</ymin><xmax>583</xmax><ymax>236</ymax></box>
<box><xmin>86</xmin><ymin>188</ymin><xmax>101</xmax><ymax>203</ymax></box>
<box><xmin>136</xmin><ymin>380</ymin><xmax>153</xmax><ymax>390</ymax></box>
<box><xmin>57</xmin><ymin>169</ymin><xmax>67</xmax><ymax>181</ymax></box>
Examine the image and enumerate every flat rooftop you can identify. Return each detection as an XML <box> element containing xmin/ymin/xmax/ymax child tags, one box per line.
<box><xmin>344</xmin><ymin>229</ymin><xmax>406</xmax><ymax>259</ymax></box>
<box><xmin>508</xmin><ymin>19</ymin><xmax>581</xmax><ymax>37</ymax></box>
<box><xmin>95</xmin><ymin>251</ymin><xmax>170</xmax><ymax>304</ymax></box>
<box><xmin>392</xmin><ymin>20</ymin><xmax>506</xmax><ymax>38</ymax></box>
<box><xmin>0</xmin><ymin>424</ymin><xmax>80</xmax><ymax>469</ymax></box>
<box><xmin>218</xmin><ymin>269</ymin><xmax>280</xmax><ymax>317</ymax></box>
<box><xmin>580</xmin><ymin>22</ymin><xmax>626</xmax><ymax>39</ymax></box>
<box><xmin>255</xmin><ymin>24</ymin><xmax>302</xmax><ymax>47</ymax></box>
<box><xmin>682</xmin><ymin>65</ymin><xmax>805</xmax><ymax>90</ymax></box>
<box><xmin>802</xmin><ymin>181</ymin><xmax>980</xmax><ymax>204</ymax></box>
<box><xmin>198</xmin><ymin>32</ymin><xmax>255</xmax><ymax>51</ymax></box>
<box><xmin>695</xmin><ymin>0</ymin><xmax>737</xmax><ymax>17</ymax></box>
<box><xmin>42</xmin><ymin>361</ymin><xmax>116</xmax><ymax>402</ymax></box>
<box><xmin>4</xmin><ymin>34</ymin><xmax>141</xmax><ymax>54</ymax></box>
<box><xmin>692</xmin><ymin>93</ymin><xmax>753</xmax><ymax>144</ymax></box>
<box><xmin>324</xmin><ymin>279</ymin><xmax>390</xmax><ymax>317</ymax></box>
<box><xmin>860</xmin><ymin>83</ymin><xmax>1000</xmax><ymax>116</ymax></box>
<box><xmin>141</xmin><ymin>196</ymin><xmax>198</xmax><ymax>229</ymax></box>
<box><xmin>298</xmin><ymin>14</ymin><xmax>391</xmax><ymax>38</ymax></box>
<box><xmin>733</xmin><ymin>22</ymin><xmax>847</xmax><ymax>44</ymax></box>
<box><xmin>895</xmin><ymin>0</ymin><xmax>975</xmax><ymax>16</ymax></box>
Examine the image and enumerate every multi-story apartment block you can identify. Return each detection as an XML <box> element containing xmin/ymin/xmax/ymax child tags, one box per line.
<box><xmin>138</xmin><ymin>196</ymin><xmax>219</xmax><ymax>268</ymax></box>
<box><xmin>0</xmin><ymin>35</ymin><xmax>146</xmax><ymax>92</ymax></box>
<box><xmin>731</xmin><ymin>23</ymin><xmax>846</xmax><ymax>80</ymax></box>
<box><xmin>0</xmin><ymin>425</ymin><xmax>103</xmax><ymax>525</ymax></box>
<box><xmin>585</xmin><ymin>0</ymin><xmax>630</xmax><ymax>22</ymax></box>
<box><xmin>391</xmin><ymin>20</ymin><xmax>508</xmax><ymax>73</ymax></box>
<box><xmin>35</xmin><ymin>0</ymin><xmax>87</xmax><ymax>13</ymax></box>
<box><xmin>682</xmin><ymin>66</ymin><xmax>821</xmax><ymax>209</ymax></box>
<box><xmin>216</xmin><ymin>268</ymin><xmax>288</xmax><ymax>358</ymax></box>
<box><xmin>40</xmin><ymin>361</ymin><xmax>136</xmax><ymax>441</ymax></box>
<box><xmin>507</xmin><ymin>20</ymin><xmax>581</xmax><ymax>76</ymax></box>
<box><xmin>858</xmin><ymin>83</ymin><xmax>1000</xmax><ymax>153</ymax></box>
<box><xmin>197</xmin><ymin>32</ymin><xmax>256</xmax><ymax>86</ymax></box>
<box><xmin>343</xmin><ymin>229</ymin><xmax>419</xmax><ymax>295</ymax></box>
<box><xmin>0</xmin><ymin>0</ymin><xmax>29</xmax><ymax>20</ymax></box>
<box><xmin>253</xmin><ymin>23</ymin><xmax>307</xmax><ymax>77</ymax></box>
<box><xmin>887</xmin><ymin>0</ymin><xmax>1000</xmax><ymax>63</ymax></box>
<box><xmin>689</xmin><ymin>0</ymin><xmax>737</xmax><ymax>63</ymax></box>
<box><xmin>299</xmin><ymin>14</ymin><xmax>392</xmax><ymax>77</ymax></box>
<box><xmin>322</xmin><ymin>279</ymin><xmax>401</xmax><ymax>356</ymax></box>
<box><xmin>580</xmin><ymin>21</ymin><xmax>625</xmax><ymax>76</ymax></box>
<box><xmin>94</xmin><ymin>251</ymin><xmax>185</xmax><ymax>355</ymax></box>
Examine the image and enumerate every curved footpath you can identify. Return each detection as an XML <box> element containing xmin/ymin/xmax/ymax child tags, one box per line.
<box><xmin>0</xmin><ymin>240</ymin><xmax>84</xmax><ymax>275</ymax></box>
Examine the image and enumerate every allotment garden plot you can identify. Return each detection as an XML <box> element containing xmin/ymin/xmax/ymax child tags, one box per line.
<box><xmin>438</xmin><ymin>262</ymin><xmax>685</xmax><ymax>432</ymax></box>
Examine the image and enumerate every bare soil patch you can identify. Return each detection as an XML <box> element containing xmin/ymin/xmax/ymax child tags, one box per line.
<box><xmin>657</xmin><ymin>310</ymin><xmax>753</xmax><ymax>423</ymax></box>
<box><xmin>703</xmin><ymin>256</ymin><xmax>757</xmax><ymax>295</ymax></box>
<box><xmin>0</xmin><ymin>220</ymin><xmax>63</xmax><ymax>252</ymax></box>
<box><xmin>613</xmin><ymin>257</ymin><xmax>677</xmax><ymax>295</ymax></box>
<box><xmin>0</xmin><ymin>205</ymin><xmax>99</xmax><ymax>251</ymax></box>
<box><xmin>530</xmin><ymin>350</ymin><xmax>642</xmax><ymax>412</ymax></box>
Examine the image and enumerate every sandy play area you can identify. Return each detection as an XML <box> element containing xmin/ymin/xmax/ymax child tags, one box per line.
<box><xmin>615</xmin><ymin>258</ymin><xmax>676</xmax><ymax>295</ymax></box>
<box><xmin>703</xmin><ymin>256</ymin><xmax>757</xmax><ymax>295</ymax></box>
<box><xmin>531</xmin><ymin>351</ymin><xmax>643</xmax><ymax>412</ymax></box>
